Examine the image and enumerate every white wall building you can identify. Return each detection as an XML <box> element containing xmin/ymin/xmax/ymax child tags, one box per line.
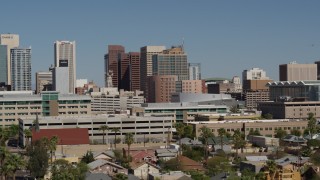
<box><xmin>54</xmin><ymin>41</ymin><xmax>76</xmax><ymax>93</ymax></box>
<box><xmin>242</xmin><ymin>68</ymin><xmax>270</xmax><ymax>81</ymax></box>
<box><xmin>10</xmin><ymin>48</ymin><xmax>32</xmax><ymax>91</ymax></box>
<box><xmin>188</xmin><ymin>63</ymin><xmax>201</xmax><ymax>80</ymax></box>
<box><xmin>53</xmin><ymin>67</ymin><xmax>69</xmax><ymax>94</ymax></box>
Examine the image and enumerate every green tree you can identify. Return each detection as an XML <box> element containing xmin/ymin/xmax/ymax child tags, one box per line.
<box><xmin>218</xmin><ymin>128</ymin><xmax>226</xmax><ymax>150</ymax></box>
<box><xmin>188</xmin><ymin>170</ymin><xmax>210</xmax><ymax>180</ymax></box>
<box><xmin>111</xmin><ymin>127</ymin><xmax>120</xmax><ymax>149</ymax></box>
<box><xmin>262</xmin><ymin>113</ymin><xmax>273</xmax><ymax>119</ymax></box>
<box><xmin>301</xmin><ymin>147</ymin><xmax>312</xmax><ymax>157</ymax></box>
<box><xmin>81</xmin><ymin>150</ymin><xmax>95</xmax><ymax>164</ymax></box>
<box><xmin>2</xmin><ymin>153</ymin><xmax>25</xmax><ymax>180</ymax></box>
<box><xmin>26</xmin><ymin>139</ymin><xmax>49</xmax><ymax>179</ymax></box>
<box><xmin>198</xmin><ymin>126</ymin><xmax>214</xmax><ymax>160</ymax></box>
<box><xmin>233</xmin><ymin>129</ymin><xmax>246</xmax><ymax>158</ymax></box>
<box><xmin>49</xmin><ymin>136</ymin><xmax>59</xmax><ymax>164</ymax></box>
<box><xmin>265</xmin><ymin>160</ymin><xmax>277</xmax><ymax>180</ymax></box>
<box><xmin>184</xmin><ymin>125</ymin><xmax>194</xmax><ymax>139</ymax></box>
<box><xmin>290</xmin><ymin>129</ymin><xmax>301</xmax><ymax>137</ymax></box>
<box><xmin>99</xmin><ymin>125</ymin><xmax>109</xmax><ymax>144</ymax></box>
<box><xmin>113</xmin><ymin>173</ymin><xmax>128</xmax><ymax>180</ymax></box>
<box><xmin>175</xmin><ymin>123</ymin><xmax>185</xmax><ymax>155</ymax></box>
<box><xmin>311</xmin><ymin>150</ymin><xmax>320</xmax><ymax>165</ymax></box>
<box><xmin>124</xmin><ymin>133</ymin><xmax>134</xmax><ymax>161</ymax></box>
<box><xmin>307</xmin><ymin>139</ymin><xmax>320</xmax><ymax>149</ymax></box>
<box><xmin>0</xmin><ymin>127</ymin><xmax>10</xmax><ymax>146</ymax></box>
<box><xmin>241</xmin><ymin>168</ymin><xmax>256</xmax><ymax>179</ymax></box>
<box><xmin>182</xmin><ymin>145</ymin><xmax>204</xmax><ymax>162</ymax></box>
<box><xmin>0</xmin><ymin>146</ymin><xmax>8</xmax><ymax>180</ymax></box>
<box><xmin>230</xmin><ymin>105</ymin><xmax>240</xmax><ymax>113</ymax></box>
<box><xmin>207</xmin><ymin>156</ymin><xmax>231</xmax><ymax>176</ymax></box>
<box><xmin>248</xmin><ymin>129</ymin><xmax>261</xmax><ymax>136</ymax></box>
<box><xmin>23</xmin><ymin>129</ymin><xmax>32</xmax><ymax>147</ymax></box>
<box><xmin>51</xmin><ymin>159</ymin><xmax>88</xmax><ymax>180</ymax></box>
<box><xmin>307</xmin><ymin>112</ymin><xmax>318</xmax><ymax>139</ymax></box>
<box><xmin>274</xmin><ymin>129</ymin><xmax>287</xmax><ymax>139</ymax></box>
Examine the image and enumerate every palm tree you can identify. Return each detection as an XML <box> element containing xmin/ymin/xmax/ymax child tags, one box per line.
<box><xmin>198</xmin><ymin>126</ymin><xmax>214</xmax><ymax>160</ymax></box>
<box><xmin>124</xmin><ymin>133</ymin><xmax>134</xmax><ymax>161</ymax></box>
<box><xmin>265</xmin><ymin>160</ymin><xmax>277</xmax><ymax>180</ymax></box>
<box><xmin>9</xmin><ymin>124</ymin><xmax>19</xmax><ymax>147</ymax></box>
<box><xmin>218</xmin><ymin>128</ymin><xmax>226</xmax><ymax>150</ymax></box>
<box><xmin>49</xmin><ymin>136</ymin><xmax>59</xmax><ymax>164</ymax></box>
<box><xmin>111</xmin><ymin>127</ymin><xmax>120</xmax><ymax>149</ymax></box>
<box><xmin>1</xmin><ymin>153</ymin><xmax>25</xmax><ymax>180</ymax></box>
<box><xmin>23</xmin><ymin>129</ymin><xmax>32</xmax><ymax>147</ymax></box>
<box><xmin>99</xmin><ymin>125</ymin><xmax>109</xmax><ymax>144</ymax></box>
<box><xmin>0</xmin><ymin>127</ymin><xmax>10</xmax><ymax>146</ymax></box>
<box><xmin>233</xmin><ymin>129</ymin><xmax>246</xmax><ymax>158</ymax></box>
<box><xmin>0</xmin><ymin>146</ymin><xmax>8</xmax><ymax>180</ymax></box>
<box><xmin>175</xmin><ymin>123</ymin><xmax>185</xmax><ymax>155</ymax></box>
<box><xmin>307</xmin><ymin>112</ymin><xmax>318</xmax><ymax>139</ymax></box>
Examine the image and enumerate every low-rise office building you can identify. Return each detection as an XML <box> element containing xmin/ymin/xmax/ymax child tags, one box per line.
<box><xmin>0</xmin><ymin>91</ymin><xmax>91</xmax><ymax>126</ymax></box>
<box><xmin>91</xmin><ymin>88</ymin><xmax>144</xmax><ymax>114</ymax></box>
<box><xmin>131</xmin><ymin>102</ymin><xmax>228</xmax><ymax>123</ymax></box>
<box><xmin>258</xmin><ymin>101</ymin><xmax>320</xmax><ymax>119</ymax></box>
<box><xmin>19</xmin><ymin>114</ymin><xmax>173</xmax><ymax>146</ymax></box>
<box><xmin>191</xmin><ymin>119</ymin><xmax>308</xmax><ymax>138</ymax></box>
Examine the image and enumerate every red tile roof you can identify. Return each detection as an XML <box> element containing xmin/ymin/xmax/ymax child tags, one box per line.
<box><xmin>32</xmin><ymin>128</ymin><xmax>89</xmax><ymax>145</ymax></box>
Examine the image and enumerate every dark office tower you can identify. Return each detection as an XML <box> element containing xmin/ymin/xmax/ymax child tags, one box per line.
<box><xmin>129</xmin><ymin>52</ymin><xmax>140</xmax><ymax>91</ymax></box>
<box><xmin>104</xmin><ymin>45</ymin><xmax>125</xmax><ymax>88</ymax></box>
<box><xmin>0</xmin><ymin>45</ymin><xmax>8</xmax><ymax>84</ymax></box>
<box><xmin>119</xmin><ymin>52</ymin><xmax>130</xmax><ymax>91</ymax></box>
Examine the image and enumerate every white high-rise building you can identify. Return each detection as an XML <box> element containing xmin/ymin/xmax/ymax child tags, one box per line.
<box><xmin>53</xmin><ymin>67</ymin><xmax>69</xmax><ymax>94</ymax></box>
<box><xmin>189</xmin><ymin>63</ymin><xmax>201</xmax><ymax>80</ymax></box>
<box><xmin>0</xmin><ymin>34</ymin><xmax>19</xmax><ymax>85</ymax></box>
<box><xmin>10</xmin><ymin>48</ymin><xmax>31</xmax><ymax>91</ymax></box>
<box><xmin>242</xmin><ymin>68</ymin><xmax>270</xmax><ymax>80</ymax></box>
<box><xmin>54</xmin><ymin>41</ymin><xmax>76</xmax><ymax>94</ymax></box>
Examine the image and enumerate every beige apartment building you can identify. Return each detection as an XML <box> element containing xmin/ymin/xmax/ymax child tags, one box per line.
<box><xmin>147</xmin><ymin>75</ymin><xmax>178</xmax><ymax>103</ymax></box>
<box><xmin>181</xmin><ymin>80</ymin><xmax>205</xmax><ymax>94</ymax></box>
<box><xmin>245</xmin><ymin>91</ymin><xmax>269</xmax><ymax>109</ymax></box>
<box><xmin>191</xmin><ymin>119</ymin><xmax>308</xmax><ymax>138</ymax></box>
<box><xmin>0</xmin><ymin>91</ymin><xmax>91</xmax><ymax>126</ymax></box>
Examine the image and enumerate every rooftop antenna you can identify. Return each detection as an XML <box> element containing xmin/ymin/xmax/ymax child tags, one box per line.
<box><xmin>181</xmin><ymin>37</ymin><xmax>185</xmax><ymax>52</ymax></box>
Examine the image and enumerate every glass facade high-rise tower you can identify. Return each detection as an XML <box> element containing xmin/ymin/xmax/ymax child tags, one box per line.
<box><xmin>10</xmin><ymin>48</ymin><xmax>32</xmax><ymax>91</ymax></box>
<box><xmin>188</xmin><ymin>63</ymin><xmax>201</xmax><ymax>80</ymax></box>
<box><xmin>152</xmin><ymin>46</ymin><xmax>189</xmax><ymax>81</ymax></box>
<box><xmin>0</xmin><ymin>45</ymin><xmax>8</xmax><ymax>84</ymax></box>
<box><xmin>54</xmin><ymin>41</ymin><xmax>76</xmax><ymax>94</ymax></box>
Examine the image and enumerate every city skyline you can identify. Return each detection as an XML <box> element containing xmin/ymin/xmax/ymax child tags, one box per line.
<box><xmin>1</xmin><ymin>1</ymin><xmax>320</xmax><ymax>87</ymax></box>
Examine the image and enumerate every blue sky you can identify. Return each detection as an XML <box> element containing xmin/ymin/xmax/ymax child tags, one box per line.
<box><xmin>2</xmin><ymin>1</ymin><xmax>320</xmax><ymax>86</ymax></box>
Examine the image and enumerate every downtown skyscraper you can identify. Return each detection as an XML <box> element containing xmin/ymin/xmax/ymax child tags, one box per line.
<box><xmin>104</xmin><ymin>45</ymin><xmax>125</xmax><ymax>88</ymax></box>
<box><xmin>54</xmin><ymin>41</ymin><xmax>76</xmax><ymax>94</ymax></box>
<box><xmin>0</xmin><ymin>34</ymin><xmax>19</xmax><ymax>85</ymax></box>
<box><xmin>10</xmin><ymin>48</ymin><xmax>32</xmax><ymax>91</ymax></box>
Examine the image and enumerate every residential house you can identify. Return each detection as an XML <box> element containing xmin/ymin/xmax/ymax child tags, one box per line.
<box><xmin>88</xmin><ymin>159</ymin><xmax>128</xmax><ymax>176</ymax></box>
<box><xmin>129</xmin><ymin>161</ymin><xmax>160</xmax><ymax>180</ymax></box>
<box><xmin>93</xmin><ymin>151</ymin><xmax>115</xmax><ymax>161</ymax></box>
<box><xmin>149</xmin><ymin>171</ymin><xmax>192</xmax><ymax>180</ymax></box>
<box><xmin>155</xmin><ymin>148</ymin><xmax>178</xmax><ymax>161</ymax></box>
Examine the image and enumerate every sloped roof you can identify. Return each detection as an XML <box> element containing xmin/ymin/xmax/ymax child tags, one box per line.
<box><xmin>166</xmin><ymin>155</ymin><xmax>206</xmax><ymax>172</ymax></box>
<box><xmin>32</xmin><ymin>128</ymin><xmax>89</xmax><ymax>145</ymax></box>
<box><xmin>129</xmin><ymin>161</ymin><xmax>160</xmax><ymax>170</ymax></box>
<box><xmin>132</xmin><ymin>151</ymin><xmax>155</xmax><ymax>160</ymax></box>
<box><xmin>88</xmin><ymin>159</ymin><xmax>108</xmax><ymax>170</ymax></box>
<box><xmin>85</xmin><ymin>172</ymin><xmax>112</xmax><ymax>180</ymax></box>
<box><xmin>246</xmin><ymin>156</ymin><xmax>268</xmax><ymax>162</ymax></box>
